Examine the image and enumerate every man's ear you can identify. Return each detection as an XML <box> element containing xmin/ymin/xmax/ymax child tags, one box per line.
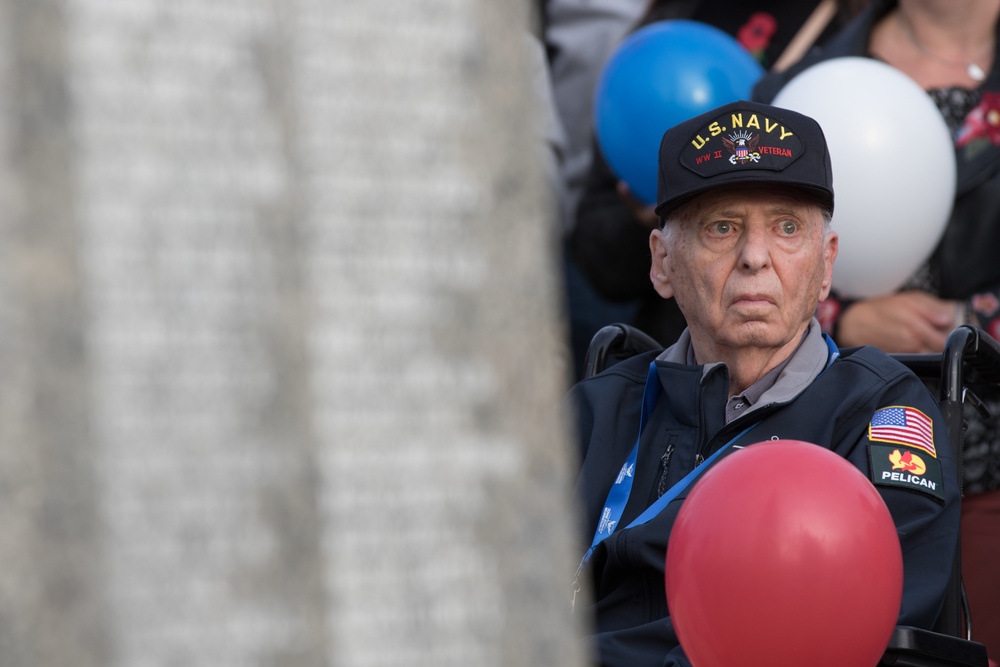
<box><xmin>819</xmin><ymin>230</ymin><xmax>839</xmax><ymax>301</ymax></box>
<box><xmin>649</xmin><ymin>228</ymin><xmax>674</xmax><ymax>299</ymax></box>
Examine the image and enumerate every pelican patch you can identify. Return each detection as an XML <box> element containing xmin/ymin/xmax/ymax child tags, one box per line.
<box><xmin>869</xmin><ymin>444</ymin><xmax>944</xmax><ymax>502</ymax></box>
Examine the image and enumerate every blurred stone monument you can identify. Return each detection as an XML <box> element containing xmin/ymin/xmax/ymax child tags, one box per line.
<box><xmin>0</xmin><ymin>1</ymin><xmax>586</xmax><ymax>666</ymax></box>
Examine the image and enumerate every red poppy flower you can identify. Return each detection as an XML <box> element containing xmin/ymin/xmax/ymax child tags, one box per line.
<box><xmin>738</xmin><ymin>12</ymin><xmax>777</xmax><ymax>57</ymax></box>
<box><xmin>956</xmin><ymin>92</ymin><xmax>1000</xmax><ymax>147</ymax></box>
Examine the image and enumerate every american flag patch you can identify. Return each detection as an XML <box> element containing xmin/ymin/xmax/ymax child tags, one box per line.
<box><xmin>868</xmin><ymin>406</ymin><xmax>935</xmax><ymax>458</ymax></box>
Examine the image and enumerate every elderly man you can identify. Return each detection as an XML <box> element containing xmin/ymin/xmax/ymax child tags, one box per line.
<box><xmin>570</xmin><ymin>100</ymin><xmax>959</xmax><ymax>667</ymax></box>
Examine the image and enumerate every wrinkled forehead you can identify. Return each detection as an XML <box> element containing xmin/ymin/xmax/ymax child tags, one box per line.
<box><xmin>667</xmin><ymin>183</ymin><xmax>830</xmax><ymax>225</ymax></box>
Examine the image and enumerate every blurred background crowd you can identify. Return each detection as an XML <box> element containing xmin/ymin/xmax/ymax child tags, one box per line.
<box><xmin>531</xmin><ymin>0</ymin><xmax>1000</xmax><ymax>659</ymax></box>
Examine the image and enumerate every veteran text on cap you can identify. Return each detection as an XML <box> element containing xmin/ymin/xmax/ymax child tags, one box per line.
<box><xmin>654</xmin><ymin>100</ymin><xmax>834</xmax><ymax>219</ymax></box>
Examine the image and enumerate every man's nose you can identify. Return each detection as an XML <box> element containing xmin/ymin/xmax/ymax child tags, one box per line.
<box><xmin>738</xmin><ymin>225</ymin><xmax>772</xmax><ymax>271</ymax></box>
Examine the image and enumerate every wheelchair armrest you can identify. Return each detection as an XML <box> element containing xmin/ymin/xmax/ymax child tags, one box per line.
<box><xmin>879</xmin><ymin>626</ymin><xmax>989</xmax><ymax>667</ymax></box>
<box><xmin>582</xmin><ymin>323</ymin><xmax>662</xmax><ymax>379</ymax></box>
<box><xmin>943</xmin><ymin>326</ymin><xmax>1000</xmax><ymax>395</ymax></box>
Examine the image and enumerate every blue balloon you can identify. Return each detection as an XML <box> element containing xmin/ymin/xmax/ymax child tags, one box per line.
<box><xmin>594</xmin><ymin>21</ymin><xmax>765</xmax><ymax>205</ymax></box>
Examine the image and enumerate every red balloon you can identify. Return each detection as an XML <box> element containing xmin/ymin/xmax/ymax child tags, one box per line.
<box><xmin>665</xmin><ymin>439</ymin><xmax>902</xmax><ymax>667</ymax></box>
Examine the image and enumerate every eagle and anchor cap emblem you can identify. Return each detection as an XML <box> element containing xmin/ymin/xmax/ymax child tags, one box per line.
<box><xmin>654</xmin><ymin>100</ymin><xmax>834</xmax><ymax>220</ymax></box>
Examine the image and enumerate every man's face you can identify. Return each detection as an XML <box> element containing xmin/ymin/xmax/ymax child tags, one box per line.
<box><xmin>649</xmin><ymin>184</ymin><xmax>838</xmax><ymax>357</ymax></box>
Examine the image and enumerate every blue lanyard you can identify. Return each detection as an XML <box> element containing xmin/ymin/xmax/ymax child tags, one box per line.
<box><xmin>571</xmin><ymin>334</ymin><xmax>840</xmax><ymax>611</ymax></box>
<box><xmin>572</xmin><ymin>360</ymin><xmax>749</xmax><ymax>611</ymax></box>
<box><xmin>571</xmin><ymin>335</ymin><xmax>839</xmax><ymax>611</ymax></box>
<box><xmin>581</xmin><ymin>362</ymin><xmax>757</xmax><ymax>569</ymax></box>
<box><xmin>579</xmin><ymin>334</ymin><xmax>840</xmax><ymax>568</ymax></box>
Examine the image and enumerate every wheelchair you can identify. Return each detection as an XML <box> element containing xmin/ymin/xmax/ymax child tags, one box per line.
<box><xmin>583</xmin><ymin>323</ymin><xmax>1000</xmax><ymax>667</ymax></box>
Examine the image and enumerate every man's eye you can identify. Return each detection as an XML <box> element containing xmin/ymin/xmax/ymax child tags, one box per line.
<box><xmin>779</xmin><ymin>220</ymin><xmax>798</xmax><ymax>235</ymax></box>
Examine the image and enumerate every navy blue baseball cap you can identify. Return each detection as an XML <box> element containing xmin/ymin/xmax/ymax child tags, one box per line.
<box><xmin>654</xmin><ymin>100</ymin><xmax>834</xmax><ymax>220</ymax></box>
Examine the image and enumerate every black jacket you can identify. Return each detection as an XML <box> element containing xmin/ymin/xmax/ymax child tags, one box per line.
<box><xmin>571</xmin><ymin>338</ymin><xmax>960</xmax><ymax>667</ymax></box>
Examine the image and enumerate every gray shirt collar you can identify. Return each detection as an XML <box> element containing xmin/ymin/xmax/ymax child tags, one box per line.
<box><xmin>657</xmin><ymin>319</ymin><xmax>831</xmax><ymax>422</ymax></box>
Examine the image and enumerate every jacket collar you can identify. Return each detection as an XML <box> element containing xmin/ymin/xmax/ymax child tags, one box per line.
<box><xmin>657</xmin><ymin>318</ymin><xmax>829</xmax><ymax>416</ymax></box>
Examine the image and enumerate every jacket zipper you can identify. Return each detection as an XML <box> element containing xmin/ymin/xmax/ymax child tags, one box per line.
<box><xmin>656</xmin><ymin>443</ymin><xmax>675</xmax><ymax>497</ymax></box>
<box><xmin>696</xmin><ymin>390</ymin><xmax>708</xmax><ymax>466</ymax></box>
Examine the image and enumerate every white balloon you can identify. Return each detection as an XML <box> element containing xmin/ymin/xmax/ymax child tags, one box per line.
<box><xmin>773</xmin><ymin>57</ymin><xmax>956</xmax><ymax>299</ymax></box>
